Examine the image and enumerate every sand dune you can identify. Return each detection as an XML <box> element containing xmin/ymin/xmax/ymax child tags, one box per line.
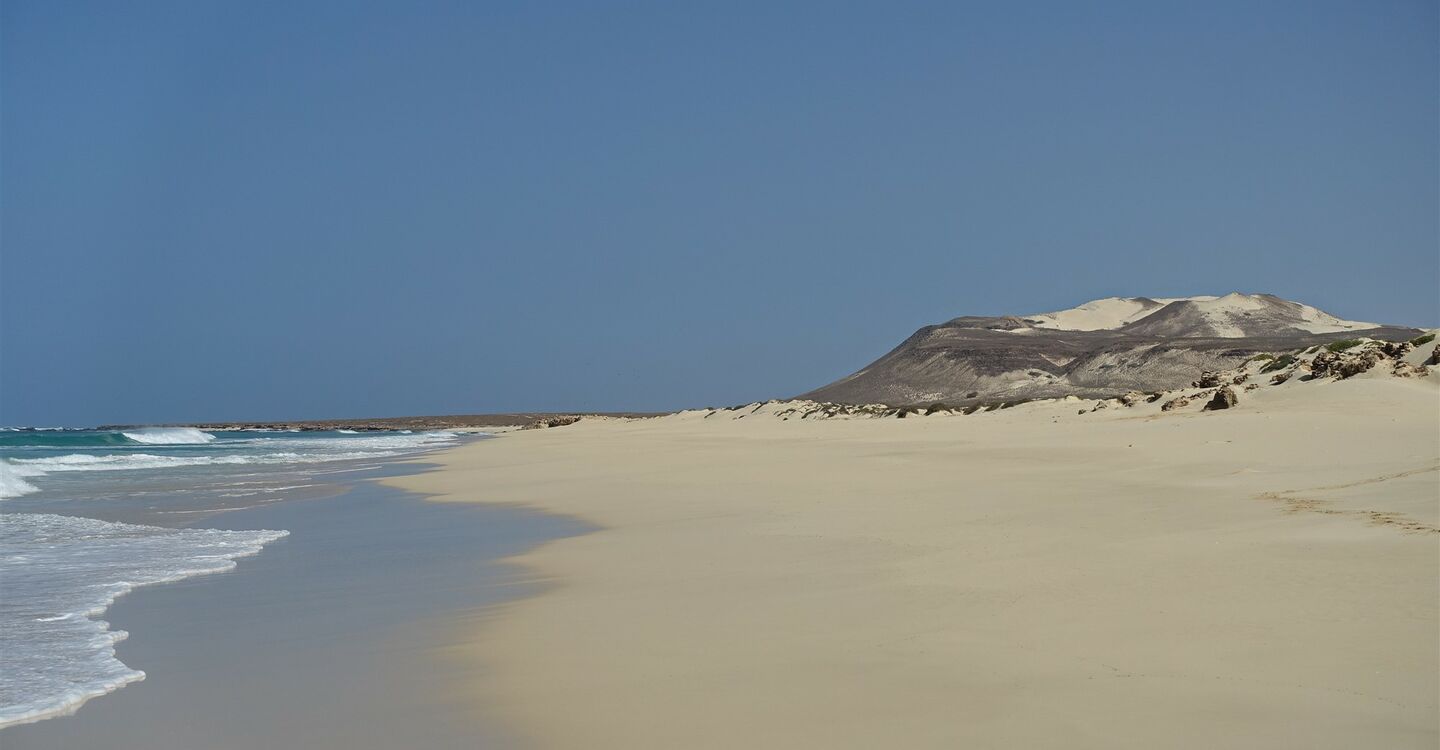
<box><xmin>1023</xmin><ymin>293</ymin><xmax>1376</xmax><ymax>335</ymax></box>
<box><xmin>390</xmin><ymin>351</ymin><xmax>1439</xmax><ymax>749</ymax></box>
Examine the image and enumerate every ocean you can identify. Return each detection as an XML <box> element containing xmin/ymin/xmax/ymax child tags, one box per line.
<box><xmin>0</xmin><ymin>426</ymin><xmax>467</xmax><ymax>729</ymax></box>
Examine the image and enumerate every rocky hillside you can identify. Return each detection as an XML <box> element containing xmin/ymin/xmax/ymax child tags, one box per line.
<box><xmin>691</xmin><ymin>331</ymin><xmax>1437</xmax><ymax>422</ymax></box>
<box><xmin>801</xmin><ymin>293</ymin><xmax>1421</xmax><ymax>406</ymax></box>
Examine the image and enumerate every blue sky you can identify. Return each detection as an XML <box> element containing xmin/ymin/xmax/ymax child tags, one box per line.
<box><xmin>3</xmin><ymin>1</ymin><xmax>1436</xmax><ymax>425</ymax></box>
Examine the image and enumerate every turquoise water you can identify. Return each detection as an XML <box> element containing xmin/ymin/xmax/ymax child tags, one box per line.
<box><xmin>0</xmin><ymin>427</ymin><xmax>461</xmax><ymax>507</ymax></box>
<box><xmin>0</xmin><ymin>427</ymin><xmax>467</xmax><ymax>728</ymax></box>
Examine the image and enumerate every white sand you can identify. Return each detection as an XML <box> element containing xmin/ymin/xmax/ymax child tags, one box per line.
<box><xmin>1025</xmin><ymin>295</ymin><xmax>1175</xmax><ymax>330</ymax></box>
<box><xmin>391</xmin><ymin>373</ymin><xmax>1438</xmax><ymax>749</ymax></box>
<box><xmin>1024</xmin><ymin>293</ymin><xmax>1375</xmax><ymax>333</ymax></box>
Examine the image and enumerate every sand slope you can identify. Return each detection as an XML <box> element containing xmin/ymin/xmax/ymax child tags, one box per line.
<box><xmin>392</xmin><ymin>375</ymin><xmax>1439</xmax><ymax>749</ymax></box>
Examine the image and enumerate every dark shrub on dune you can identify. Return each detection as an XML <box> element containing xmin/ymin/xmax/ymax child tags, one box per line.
<box><xmin>1261</xmin><ymin>354</ymin><xmax>1296</xmax><ymax>373</ymax></box>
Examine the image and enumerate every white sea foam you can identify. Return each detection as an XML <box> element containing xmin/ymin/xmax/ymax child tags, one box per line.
<box><xmin>13</xmin><ymin>453</ymin><xmax>259</xmax><ymax>472</ymax></box>
<box><xmin>121</xmin><ymin>427</ymin><xmax>217</xmax><ymax>445</ymax></box>
<box><xmin>0</xmin><ymin>513</ymin><xmax>288</xmax><ymax>728</ymax></box>
<box><xmin>9</xmin><ymin>431</ymin><xmax>460</xmax><ymax>479</ymax></box>
<box><xmin>217</xmin><ymin>483</ymin><xmax>319</xmax><ymax>498</ymax></box>
<box><xmin>0</xmin><ymin>461</ymin><xmax>43</xmax><ymax>500</ymax></box>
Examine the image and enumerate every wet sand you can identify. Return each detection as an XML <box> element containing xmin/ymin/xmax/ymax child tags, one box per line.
<box><xmin>3</xmin><ymin>461</ymin><xmax>589</xmax><ymax>750</ymax></box>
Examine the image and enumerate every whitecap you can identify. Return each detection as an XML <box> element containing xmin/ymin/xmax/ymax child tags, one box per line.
<box><xmin>120</xmin><ymin>428</ymin><xmax>217</xmax><ymax>445</ymax></box>
<box><xmin>0</xmin><ymin>461</ymin><xmax>43</xmax><ymax>500</ymax></box>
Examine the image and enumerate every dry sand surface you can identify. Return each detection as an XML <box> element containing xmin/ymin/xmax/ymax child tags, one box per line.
<box><xmin>390</xmin><ymin>374</ymin><xmax>1439</xmax><ymax>749</ymax></box>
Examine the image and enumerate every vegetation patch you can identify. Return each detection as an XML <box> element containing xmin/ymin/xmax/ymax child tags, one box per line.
<box><xmin>1260</xmin><ymin>354</ymin><xmax>1296</xmax><ymax>373</ymax></box>
<box><xmin>1409</xmin><ymin>333</ymin><xmax>1436</xmax><ymax>346</ymax></box>
<box><xmin>1246</xmin><ymin>353</ymin><xmax>1275</xmax><ymax>363</ymax></box>
<box><xmin>1324</xmin><ymin>339</ymin><xmax>1364</xmax><ymax>353</ymax></box>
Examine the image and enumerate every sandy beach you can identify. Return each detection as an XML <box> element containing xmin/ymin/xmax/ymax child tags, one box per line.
<box><xmin>392</xmin><ymin>373</ymin><xmax>1440</xmax><ymax>749</ymax></box>
<box><xmin>8</xmin><ymin>2</ymin><xmax>1435</xmax><ymax>745</ymax></box>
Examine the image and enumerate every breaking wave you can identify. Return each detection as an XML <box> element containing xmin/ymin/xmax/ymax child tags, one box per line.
<box><xmin>0</xmin><ymin>462</ymin><xmax>43</xmax><ymax>500</ymax></box>
<box><xmin>119</xmin><ymin>428</ymin><xmax>217</xmax><ymax>445</ymax></box>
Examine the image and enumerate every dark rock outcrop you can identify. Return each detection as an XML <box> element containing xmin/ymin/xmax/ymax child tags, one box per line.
<box><xmin>1392</xmin><ymin>362</ymin><xmax>1429</xmax><ymax>378</ymax></box>
<box><xmin>1160</xmin><ymin>396</ymin><xmax>1191</xmax><ymax>412</ymax></box>
<box><xmin>523</xmin><ymin>416</ymin><xmax>583</xmax><ymax>430</ymax></box>
<box><xmin>1310</xmin><ymin>349</ymin><xmax>1383</xmax><ymax>380</ymax></box>
<box><xmin>1193</xmin><ymin>371</ymin><xmax>1225</xmax><ymax>388</ymax></box>
<box><xmin>1379</xmin><ymin>341</ymin><xmax>1413</xmax><ymax>358</ymax></box>
<box><xmin>1203</xmin><ymin>386</ymin><xmax>1238</xmax><ymax>411</ymax></box>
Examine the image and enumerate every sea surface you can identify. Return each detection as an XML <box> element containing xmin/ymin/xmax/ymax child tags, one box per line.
<box><xmin>0</xmin><ymin>426</ymin><xmax>483</xmax><ymax>732</ymax></box>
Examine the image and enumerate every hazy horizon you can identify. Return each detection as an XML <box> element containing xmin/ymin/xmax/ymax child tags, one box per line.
<box><xmin>4</xmin><ymin>1</ymin><xmax>1436</xmax><ymax>425</ymax></box>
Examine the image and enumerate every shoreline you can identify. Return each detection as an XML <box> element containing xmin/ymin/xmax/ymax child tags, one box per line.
<box><xmin>3</xmin><ymin>454</ymin><xmax>587</xmax><ymax>750</ymax></box>
<box><xmin>0</xmin><ymin>521</ymin><xmax>288</xmax><ymax>730</ymax></box>
<box><xmin>389</xmin><ymin>374</ymin><xmax>1439</xmax><ymax>748</ymax></box>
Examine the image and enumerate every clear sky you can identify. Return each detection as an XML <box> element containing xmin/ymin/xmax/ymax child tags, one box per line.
<box><xmin>3</xmin><ymin>1</ymin><xmax>1436</xmax><ymax>425</ymax></box>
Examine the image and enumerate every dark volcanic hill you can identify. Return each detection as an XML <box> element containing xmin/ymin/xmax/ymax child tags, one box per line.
<box><xmin>801</xmin><ymin>293</ymin><xmax>1421</xmax><ymax>406</ymax></box>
